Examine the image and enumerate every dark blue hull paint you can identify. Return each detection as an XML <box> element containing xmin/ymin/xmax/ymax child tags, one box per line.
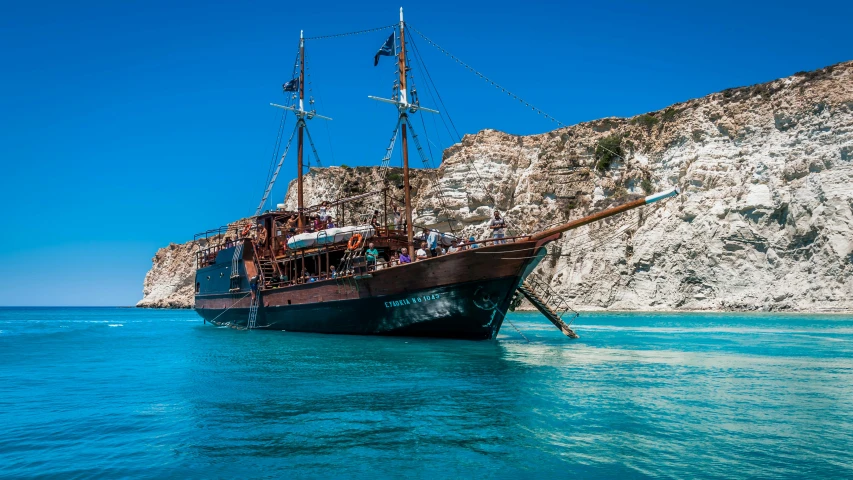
<box><xmin>196</xmin><ymin>277</ymin><xmax>519</xmax><ymax>340</ymax></box>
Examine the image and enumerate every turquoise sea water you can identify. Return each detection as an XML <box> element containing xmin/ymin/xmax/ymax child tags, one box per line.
<box><xmin>1</xmin><ymin>308</ymin><xmax>852</xmax><ymax>479</ymax></box>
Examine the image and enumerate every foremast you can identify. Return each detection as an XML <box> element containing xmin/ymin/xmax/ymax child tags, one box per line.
<box><xmin>268</xmin><ymin>31</ymin><xmax>331</xmax><ymax>224</ymax></box>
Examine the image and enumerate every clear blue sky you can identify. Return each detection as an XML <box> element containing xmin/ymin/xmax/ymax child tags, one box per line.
<box><xmin>1</xmin><ymin>0</ymin><xmax>850</xmax><ymax>306</ymax></box>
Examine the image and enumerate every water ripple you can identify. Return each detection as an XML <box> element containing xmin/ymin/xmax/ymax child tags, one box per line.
<box><xmin>0</xmin><ymin>308</ymin><xmax>851</xmax><ymax>478</ymax></box>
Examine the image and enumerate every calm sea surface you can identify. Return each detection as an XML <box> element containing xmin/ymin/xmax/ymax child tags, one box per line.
<box><xmin>1</xmin><ymin>308</ymin><xmax>852</xmax><ymax>479</ymax></box>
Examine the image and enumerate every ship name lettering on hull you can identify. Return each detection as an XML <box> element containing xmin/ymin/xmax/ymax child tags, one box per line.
<box><xmin>385</xmin><ymin>294</ymin><xmax>441</xmax><ymax>309</ymax></box>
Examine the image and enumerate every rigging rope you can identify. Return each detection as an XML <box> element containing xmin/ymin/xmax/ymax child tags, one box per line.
<box><xmin>406</xmin><ymin>30</ymin><xmax>520</xmax><ymax>234</ymax></box>
<box><xmin>255</xmin><ymin>124</ymin><xmax>299</xmax><ymax>216</ymax></box>
<box><xmin>259</xmin><ymin>46</ymin><xmax>300</xmax><ymax>213</ymax></box>
<box><xmin>263</xmin><ymin>110</ymin><xmax>287</xmax><ymax>200</ymax></box>
<box><xmin>408</xmin><ymin>25</ymin><xmax>565</xmax><ymax>127</ymax></box>
<box><xmin>545</xmin><ymin>203</ymin><xmax>668</xmax><ymax>281</ymax></box>
<box><xmin>407</xmin><ymin>26</ymin><xmax>629</xmax><ymax>170</ymax></box>
<box><xmin>404</xmin><ymin>117</ymin><xmax>457</xmax><ymax>235</ymax></box>
<box><xmin>303</xmin><ymin>124</ymin><xmax>324</xmax><ymax>168</ymax></box>
<box><xmin>304</xmin><ymin>24</ymin><xmax>397</xmax><ymax>41</ymax></box>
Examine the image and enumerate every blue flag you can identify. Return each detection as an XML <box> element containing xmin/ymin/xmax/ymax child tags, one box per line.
<box><xmin>282</xmin><ymin>78</ymin><xmax>298</xmax><ymax>92</ymax></box>
<box><xmin>374</xmin><ymin>33</ymin><xmax>395</xmax><ymax>66</ymax></box>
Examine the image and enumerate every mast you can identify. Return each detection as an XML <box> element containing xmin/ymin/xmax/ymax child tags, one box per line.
<box><xmin>399</xmin><ymin>7</ymin><xmax>414</xmax><ymax>254</ymax></box>
<box><xmin>267</xmin><ymin>32</ymin><xmax>330</xmax><ymax>223</ymax></box>
<box><xmin>297</xmin><ymin>30</ymin><xmax>305</xmax><ymax>228</ymax></box>
<box><xmin>367</xmin><ymin>8</ymin><xmax>437</xmax><ymax>248</ymax></box>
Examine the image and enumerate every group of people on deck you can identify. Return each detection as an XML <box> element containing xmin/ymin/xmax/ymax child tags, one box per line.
<box><xmin>246</xmin><ymin>207</ymin><xmax>509</xmax><ymax>286</ymax></box>
<box><xmin>374</xmin><ymin>209</ymin><xmax>507</xmax><ymax>267</ymax></box>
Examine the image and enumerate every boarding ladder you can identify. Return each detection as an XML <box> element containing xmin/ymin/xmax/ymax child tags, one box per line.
<box><xmin>247</xmin><ymin>292</ymin><xmax>259</xmax><ymax>329</ymax></box>
<box><xmin>515</xmin><ymin>275</ymin><xmax>580</xmax><ymax>339</ymax></box>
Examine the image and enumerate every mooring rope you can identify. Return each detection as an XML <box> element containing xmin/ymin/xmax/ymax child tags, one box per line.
<box><xmin>204</xmin><ymin>292</ymin><xmax>252</xmax><ymax>325</ymax></box>
<box><xmin>507</xmin><ymin>319</ymin><xmax>530</xmax><ymax>343</ymax></box>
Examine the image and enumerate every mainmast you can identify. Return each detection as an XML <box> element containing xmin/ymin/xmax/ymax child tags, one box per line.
<box><xmin>398</xmin><ymin>8</ymin><xmax>414</xmax><ymax>255</ymax></box>
<box><xmin>297</xmin><ymin>30</ymin><xmax>305</xmax><ymax>228</ymax></box>
<box><xmin>368</xmin><ymin>8</ymin><xmax>438</xmax><ymax>251</ymax></box>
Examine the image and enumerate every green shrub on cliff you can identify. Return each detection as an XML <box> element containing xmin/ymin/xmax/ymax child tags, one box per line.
<box><xmin>595</xmin><ymin>135</ymin><xmax>623</xmax><ymax>172</ymax></box>
<box><xmin>633</xmin><ymin>114</ymin><xmax>659</xmax><ymax>129</ymax></box>
<box><xmin>662</xmin><ymin>108</ymin><xmax>678</xmax><ymax>122</ymax></box>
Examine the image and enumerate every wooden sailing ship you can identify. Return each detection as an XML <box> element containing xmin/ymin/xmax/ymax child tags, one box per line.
<box><xmin>193</xmin><ymin>9</ymin><xmax>679</xmax><ymax>339</ymax></box>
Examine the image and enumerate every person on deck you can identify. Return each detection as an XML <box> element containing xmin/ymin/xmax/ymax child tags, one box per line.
<box><xmin>370</xmin><ymin>210</ymin><xmax>380</xmax><ymax>229</ymax></box>
<box><xmin>329</xmin><ymin>265</ymin><xmax>337</xmax><ymax>279</ymax></box>
<box><xmin>399</xmin><ymin>248</ymin><xmax>411</xmax><ymax>264</ymax></box>
<box><xmin>489</xmin><ymin>210</ymin><xmax>507</xmax><ymax>244</ymax></box>
<box><xmin>286</xmin><ymin>215</ymin><xmax>298</xmax><ymax>233</ymax></box>
<box><xmin>447</xmin><ymin>240</ymin><xmax>460</xmax><ymax>253</ymax></box>
<box><xmin>365</xmin><ymin>242</ymin><xmax>379</xmax><ymax>271</ymax></box>
<box><xmin>326</xmin><ymin>217</ymin><xmax>336</xmax><ymax>229</ymax></box>
<box><xmin>468</xmin><ymin>236</ymin><xmax>479</xmax><ymax>249</ymax></box>
<box><xmin>393</xmin><ymin>204</ymin><xmax>402</xmax><ymax>231</ymax></box>
<box><xmin>318</xmin><ymin>202</ymin><xmax>329</xmax><ymax>224</ymax></box>
<box><xmin>256</xmin><ymin>225</ymin><xmax>268</xmax><ymax>248</ymax></box>
<box><xmin>416</xmin><ymin>242</ymin><xmax>429</xmax><ymax>261</ymax></box>
<box><xmin>250</xmin><ymin>276</ymin><xmax>259</xmax><ymax>299</ymax></box>
<box><xmin>427</xmin><ymin>229</ymin><xmax>440</xmax><ymax>257</ymax></box>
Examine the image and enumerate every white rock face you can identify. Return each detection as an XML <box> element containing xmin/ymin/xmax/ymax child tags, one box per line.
<box><xmin>139</xmin><ymin>61</ymin><xmax>853</xmax><ymax>312</ymax></box>
<box><xmin>137</xmin><ymin>242</ymin><xmax>199</xmax><ymax>308</ymax></box>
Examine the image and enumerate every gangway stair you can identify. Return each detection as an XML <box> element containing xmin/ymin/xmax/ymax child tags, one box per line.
<box><xmin>516</xmin><ymin>276</ymin><xmax>580</xmax><ymax>339</ymax></box>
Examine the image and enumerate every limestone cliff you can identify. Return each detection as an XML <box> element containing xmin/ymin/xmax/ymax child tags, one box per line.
<box><xmin>138</xmin><ymin>61</ymin><xmax>853</xmax><ymax>311</ymax></box>
<box><xmin>137</xmin><ymin>241</ymin><xmax>199</xmax><ymax>308</ymax></box>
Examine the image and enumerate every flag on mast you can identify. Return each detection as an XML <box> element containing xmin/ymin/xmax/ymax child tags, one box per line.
<box><xmin>282</xmin><ymin>78</ymin><xmax>298</xmax><ymax>92</ymax></box>
<box><xmin>374</xmin><ymin>33</ymin><xmax>395</xmax><ymax>66</ymax></box>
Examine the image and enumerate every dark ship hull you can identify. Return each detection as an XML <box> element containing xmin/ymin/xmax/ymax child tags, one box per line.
<box><xmin>194</xmin><ymin>237</ymin><xmax>552</xmax><ymax>340</ymax></box>
<box><xmin>198</xmin><ymin>277</ymin><xmax>517</xmax><ymax>339</ymax></box>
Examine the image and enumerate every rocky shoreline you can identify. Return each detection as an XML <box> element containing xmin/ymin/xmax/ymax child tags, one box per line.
<box><xmin>138</xmin><ymin>61</ymin><xmax>853</xmax><ymax>312</ymax></box>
